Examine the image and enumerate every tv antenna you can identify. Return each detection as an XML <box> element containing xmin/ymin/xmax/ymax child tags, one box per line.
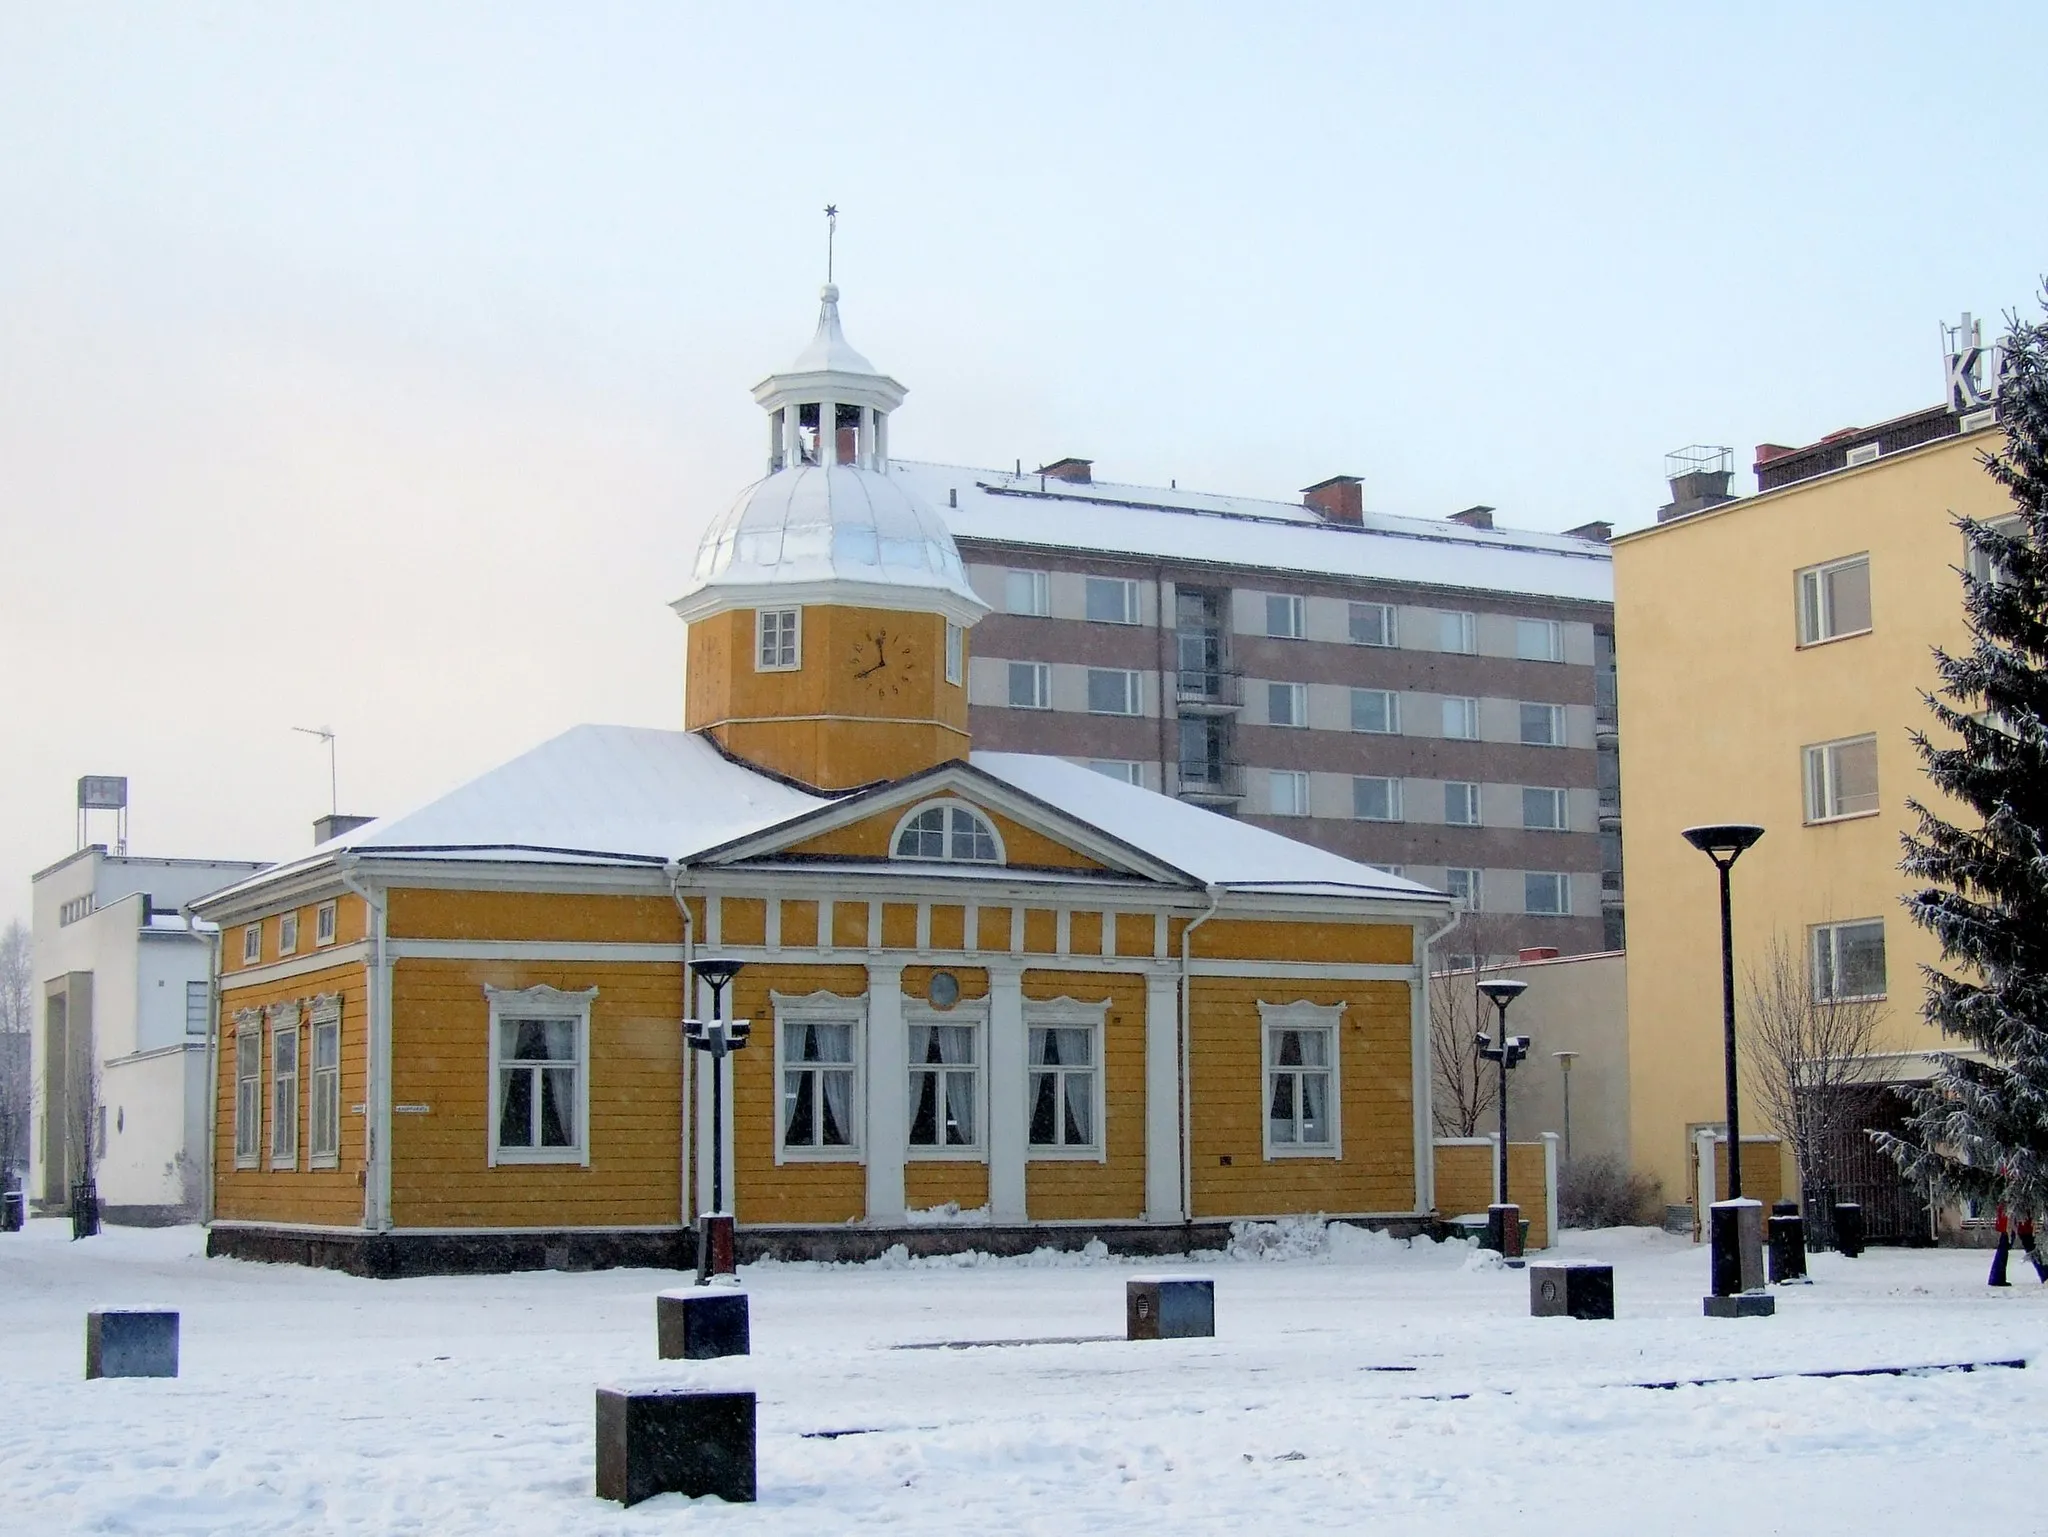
<box><xmin>293</xmin><ymin>726</ymin><xmax>338</xmax><ymax>815</ymax></box>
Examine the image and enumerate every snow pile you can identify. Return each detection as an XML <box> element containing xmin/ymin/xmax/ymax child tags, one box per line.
<box><xmin>867</xmin><ymin>1237</ymin><xmax>1113</xmax><ymax>1271</ymax></box>
<box><xmin>1221</xmin><ymin>1214</ymin><xmax>1420</xmax><ymax>1265</ymax></box>
<box><xmin>900</xmin><ymin>1201</ymin><xmax>992</xmax><ymax>1226</ymax></box>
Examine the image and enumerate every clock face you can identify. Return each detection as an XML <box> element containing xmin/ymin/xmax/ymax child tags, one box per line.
<box><xmin>848</xmin><ymin>628</ymin><xmax>918</xmax><ymax>702</ymax></box>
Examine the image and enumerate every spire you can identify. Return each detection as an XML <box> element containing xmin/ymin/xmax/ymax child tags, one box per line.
<box><xmin>786</xmin><ymin>284</ymin><xmax>878</xmax><ymax>376</ymax></box>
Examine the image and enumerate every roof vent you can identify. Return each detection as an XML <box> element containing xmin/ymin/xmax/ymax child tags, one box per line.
<box><xmin>1447</xmin><ymin>505</ymin><xmax>1495</xmax><ymax>530</ymax></box>
<box><xmin>1562</xmin><ymin>520</ymin><xmax>1612</xmax><ymax>543</ymax></box>
<box><xmin>1301</xmin><ymin>475</ymin><xmax>1363</xmax><ymax>526</ymax></box>
<box><xmin>1657</xmin><ymin>445</ymin><xmax>1736</xmax><ymax>523</ymax></box>
<box><xmin>1035</xmin><ymin>457</ymin><xmax>1093</xmax><ymax>484</ymax></box>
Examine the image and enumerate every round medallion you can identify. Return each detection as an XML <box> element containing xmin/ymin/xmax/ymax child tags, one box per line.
<box><xmin>927</xmin><ymin>971</ymin><xmax>961</xmax><ymax>1009</ymax></box>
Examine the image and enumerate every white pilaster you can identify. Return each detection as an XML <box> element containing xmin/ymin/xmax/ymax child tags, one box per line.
<box><xmin>865</xmin><ymin>962</ymin><xmax>908</xmax><ymax>1223</ymax></box>
<box><xmin>986</xmin><ymin>964</ymin><xmax>1028</xmax><ymax>1223</ymax></box>
<box><xmin>820</xmin><ymin>399</ymin><xmax>839</xmax><ymax>465</ymax></box>
<box><xmin>1143</xmin><ymin>970</ymin><xmax>1184</xmax><ymax>1222</ymax></box>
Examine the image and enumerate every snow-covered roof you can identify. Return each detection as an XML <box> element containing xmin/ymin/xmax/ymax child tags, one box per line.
<box><xmin>782</xmin><ymin>283</ymin><xmax>877</xmax><ymax>376</ymax></box>
<box><xmin>893</xmin><ymin>461</ymin><xmax>1613</xmax><ymax>605</ymax></box>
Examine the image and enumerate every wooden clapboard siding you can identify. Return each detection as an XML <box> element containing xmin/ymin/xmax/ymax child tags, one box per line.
<box><xmin>880</xmin><ymin>903</ymin><xmax>918</xmax><ymax>949</ymax></box>
<box><xmin>387</xmin><ymin>958</ymin><xmax>684</xmax><ymax>1229</ymax></box>
<box><xmin>1113</xmin><ymin>913</ymin><xmax>1156</xmax><ymax>958</ymax></box>
<box><xmin>1023</xmin><ymin>969</ymin><xmax>1146</xmax><ymax>1221</ymax></box>
<box><xmin>1432</xmin><ymin>1142</ymin><xmax>1550</xmax><ymax>1248</ymax></box>
<box><xmin>1187</xmin><ymin>977</ymin><xmax>1414</xmax><ymax>1218</ymax></box>
<box><xmin>831</xmin><ymin>900</ymin><xmax>868</xmax><ymax>950</ymax></box>
<box><xmin>214</xmin><ymin>959</ymin><xmax>371</xmax><ymax>1227</ymax></box>
<box><xmin>223</xmin><ymin>894</ymin><xmax>369</xmax><ymax>975</ymax></box>
<box><xmin>1068</xmin><ymin>911</ymin><xmax>1103</xmax><ymax>956</ymax></box>
<box><xmin>1193</xmin><ymin>919</ymin><xmax>1411</xmax><ymax>967</ymax></box>
<box><xmin>386</xmin><ymin>889</ymin><xmax>681</xmax><ymax>945</ymax></box>
<box><xmin>1023</xmin><ymin>909</ymin><xmax>1058</xmax><ymax>954</ymax></box>
<box><xmin>929</xmin><ymin>905</ymin><xmax>965</xmax><ymax>951</ymax></box>
<box><xmin>975</xmin><ymin>905</ymin><xmax>1012</xmax><ymax>953</ymax></box>
<box><xmin>783</xmin><ymin>803</ymin><xmax>1109</xmax><ymax>873</ymax></box>
<box><xmin>905</xmin><ymin>1160</ymin><xmax>989</xmax><ymax>1211</ymax></box>
<box><xmin>727</xmin><ymin>963</ymin><xmax>871</xmax><ymax>1226</ymax></box>
<box><xmin>721</xmin><ymin>898</ymin><xmax>768</xmax><ymax>946</ymax></box>
<box><xmin>778</xmin><ymin>900</ymin><xmax>820</xmax><ymax>950</ymax></box>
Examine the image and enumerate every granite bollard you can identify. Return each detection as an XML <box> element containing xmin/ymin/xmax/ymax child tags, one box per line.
<box><xmin>1127</xmin><ymin>1275</ymin><xmax>1214</xmax><ymax>1340</ymax></box>
<box><xmin>595</xmin><ymin>1387</ymin><xmax>755</xmax><ymax>1506</ymax></box>
<box><xmin>86</xmin><ymin>1310</ymin><xmax>179</xmax><ymax>1379</ymax></box>
<box><xmin>657</xmin><ymin>1290</ymin><xmax>750</xmax><ymax>1360</ymax></box>
<box><xmin>1529</xmin><ymin>1262</ymin><xmax>1613</xmax><ymax>1320</ymax></box>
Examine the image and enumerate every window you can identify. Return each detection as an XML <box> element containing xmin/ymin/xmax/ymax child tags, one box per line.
<box><xmin>756</xmin><ymin>608</ymin><xmax>801</xmax><ymax>671</ymax></box>
<box><xmin>892</xmin><ymin>801</ymin><xmax>1002</xmax><ymax>863</ymax></box>
<box><xmin>1349</xmin><ymin>602</ymin><xmax>1397</xmax><ymax>647</ymax></box>
<box><xmin>1262</xmin><ymin>1003</ymin><xmax>1340</xmax><ymax>1156</ymax></box>
<box><xmin>1445</xmin><ymin>868</ymin><xmax>1482</xmax><ymax>908</ymax></box>
<box><xmin>1005</xmin><ymin>570</ymin><xmax>1051</xmax><ymax>616</ymax></box>
<box><xmin>1515</xmin><ymin>618</ymin><xmax>1564</xmax><ymax>662</ymax></box>
<box><xmin>315</xmin><ymin>900</ymin><xmax>337</xmax><ymax>946</ymax></box>
<box><xmin>269</xmin><ymin>1005</ymin><xmax>299</xmax><ymax>1171</ymax></box>
<box><xmin>1440</xmin><ymin>611</ymin><xmax>1476</xmax><ymax>653</ymax></box>
<box><xmin>1967</xmin><ymin>517</ymin><xmax>2026</xmax><ymax>587</ymax></box>
<box><xmin>1353</xmin><ymin>776</ymin><xmax>1402</xmax><ymax>821</ymax></box>
<box><xmin>1028</xmin><ymin>1015</ymin><xmax>1102</xmax><ymax>1155</ymax></box>
<box><xmin>1804</xmin><ymin>735</ymin><xmax>1880</xmax><ymax>821</ymax></box>
<box><xmin>185</xmin><ymin>980</ymin><xmax>209</xmax><ymax>1037</ymax></box>
<box><xmin>233</xmin><ymin>1016</ymin><xmax>261</xmax><ymax>1168</ymax></box>
<box><xmin>1267</xmin><ymin>681</ymin><xmax>1307</xmax><ymax>727</ymax></box>
<box><xmin>1445</xmin><ymin>782</ymin><xmax>1481</xmax><ymax>826</ymax></box>
<box><xmin>1087</xmin><ymin>759</ymin><xmax>1143</xmax><ymax>785</ymax></box>
<box><xmin>1268</xmin><ymin>770</ymin><xmax>1310</xmax><ymax>817</ymax></box>
<box><xmin>1813</xmin><ymin>920</ymin><xmax>1887</xmax><ymax>1001</ymax></box>
<box><xmin>279</xmin><ymin>911</ymin><xmax>299</xmax><ymax>956</ymax></box>
<box><xmin>1523</xmin><ymin>787</ymin><xmax>1568</xmax><ymax>831</ymax></box>
<box><xmin>1797</xmin><ymin>556</ymin><xmax>1872</xmax><ymax>645</ymax></box>
<box><xmin>309</xmin><ymin>998</ymin><xmax>341</xmax><ymax>1167</ymax></box>
<box><xmin>1519</xmin><ymin>702</ymin><xmax>1565</xmax><ymax>747</ymax></box>
<box><xmin>486</xmin><ymin>984</ymin><xmax>594</xmax><ymax>1165</ymax></box>
<box><xmin>242</xmin><ymin>924</ymin><xmax>261</xmax><ymax>966</ymax></box>
<box><xmin>1351</xmin><ymin>688</ymin><xmax>1399</xmax><ymax>734</ymax></box>
<box><xmin>945</xmin><ymin>623</ymin><xmax>964</xmax><ymax>685</ymax></box>
<box><xmin>1442</xmin><ymin>696</ymin><xmax>1480</xmax><ymax>739</ymax></box>
<box><xmin>1525</xmin><ymin>872</ymin><xmax>1569</xmax><ymax>915</ymax></box>
<box><xmin>1266</xmin><ymin>594</ymin><xmax>1306</xmax><ymax>639</ymax></box>
<box><xmin>1845</xmin><ymin>441</ymin><xmax>1881</xmax><ymax>467</ymax></box>
<box><xmin>58</xmin><ymin>895</ymin><xmax>93</xmax><ymax>926</ymax></box>
<box><xmin>779</xmin><ymin>1013</ymin><xmax>860</xmax><ymax>1157</ymax></box>
<box><xmin>1007</xmin><ymin>661</ymin><xmax>1051</xmax><ymax>709</ymax></box>
<box><xmin>1085</xmin><ymin>576</ymin><xmax>1140</xmax><ymax>625</ymax></box>
<box><xmin>1087</xmin><ymin>668</ymin><xmax>1142</xmax><ymax>716</ymax></box>
<box><xmin>908</xmin><ymin>1021</ymin><xmax>980</xmax><ymax>1151</ymax></box>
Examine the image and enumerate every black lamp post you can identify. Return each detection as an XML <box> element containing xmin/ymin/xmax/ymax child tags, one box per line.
<box><xmin>1476</xmin><ymin>978</ymin><xmax>1530</xmax><ymax>1258</ymax></box>
<box><xmin>686</xmin><ymin>957</ymin><xmax>750</xmax><ymax>1283</ymax></box>
<box><xmin>1681</xmin><ymin>823</ymin><xmax>1764</xmax><ymax>1200</ymax></box>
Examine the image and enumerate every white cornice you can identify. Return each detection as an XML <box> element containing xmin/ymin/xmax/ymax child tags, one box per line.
<box><xmin>670</xmin><ymin>576</ymin><xmax>989</xmax><ymax>630</ymax></box>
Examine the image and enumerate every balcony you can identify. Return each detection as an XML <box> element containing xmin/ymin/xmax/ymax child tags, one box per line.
<box><xmin>1174</xmin><ymin>761</ymin><xmax>1245</xmax><ymax>805</ymax></box>
<box><xmin>1174</xmin><ymin>667</ymin><xmax>1243</xmax><ymax>713</ymax></box>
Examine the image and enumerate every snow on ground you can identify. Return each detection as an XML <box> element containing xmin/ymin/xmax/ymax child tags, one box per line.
<box><xmin>4</xmin><ymin>1218</ymin><xmax>2046</xmax><ymax>1534</ymax></box>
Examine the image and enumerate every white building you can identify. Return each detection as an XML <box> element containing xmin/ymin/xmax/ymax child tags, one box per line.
<box><xmin>30</xmin><ymin>846</ymin><xmax>263</xmax><ymax>1223</ymax></box>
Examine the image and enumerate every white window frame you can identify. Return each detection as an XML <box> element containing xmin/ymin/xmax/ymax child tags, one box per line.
<box><xmin>242</xmin><ymin>923</ymin><xmax>261</xmax><ymax>966</ymax></box>
<box><xmin>1084</xmin><ymin>575</ymin><xmax>1141</xmax><ymax>625</ymax></box>
<box><xmin>945</xmin><ymin>622</ymin><xmax>964</xmax><ymax>686</ymax></box>
<box><xmin>1796</xmin><ymin>554</ymin><xmax>1873</xmax><ymax>646</ymax></box>
<box><xmin>1966</xmin><ymin>516</ymin><xmax>2026</xmax><ymax>588</ymax></box>
<box><xmin>1803</xmin><ymin>734</ymin><xmax>1880</xmax><ymax>823</ymax></box>
<box><xmin>1845</xmin><ymin>441</ymin><xmax>1881</xmax><ymax>468</ymax></box>
<box><xmin>1515</xmin><ymin>618</ymin><xmax>1565</xmax><ymax>662</ymax></box>
<box><xmin>755</xmin><ymin>607</ymin><xmax>801</xmax><ymax>672</ymax></box>
<box><xmin>1258</xmin><ymin>1000</ymin><xmax>1343</xmax><ymax>1160</ymax></box>
<box><xmin>1523</xmin><ymin>786</ymin><xmax>1569</xmax><ymax>831</ymax></box>
<box><xmin>1445</xmin><ymin>868</ymin><xmax>1482</xmax><ymax>909</ymax></box>
<box><xmin>1024</xmin><ymin>996</ymin><xmax>1110</xmax><ymax>1162</ymax></box>
<box><xmin>1440</xmin><ymin>611</ymin><xmax>1477</xmax><ymax>654</ymax></box>
<box><xmin>1268</xmin><ymin>769</ymin><xmax>1310</xmax><ymax>817</ymax></box>
<box><xmin>1443</xmin><ymin>696</ymin><xmax>1480</xmax><ymax>739</ymax></box>
<box><xmin>889</xmin><ymin>798</ymin><xmax>1006</xmax><ymax>864</ymax></box>
<box><xmin>308</xmin><ymin>994</ymin><xmax>342</xmax><ymax>1168</ymax></box>
<box><xmin>185</xmin><ymin>980</ymin><xmax>209</xmax><ymax>1038</ymax></box>
<box><xmin>1267</xmin><ymin>681</ymin><xmax>1307</xmax><ymax>728</ymax></box>
<box><xmin>1086</xmin><ymin>668</ymin><xmax>1142</xmax><ymax>716</ymax></box>
<box><xmin>1524</xmin><ymin>872</ymin><xmax>1569</xmax><ymax>915</ymax></box>
<box><xmin>279</xmin><ymin>910</ymin><xmax>299</xmax><ymax>957</ymax></box>
<box><xmin>233</xmin><ymin>1011</ymin><xmax>262</xmax><ymax>1169</ymax></box>
<box><xmin>1266</xmin><ymin>594</ymin><xmax>1306</xmax><ymax>640</ymax></box>
<box><xmin>772</xmin><ymin>990</ymin><xmax>866</xmax><ymax>1164</ymax></box>
<box><xmin>1519</xmin><ymin>702</ymin><xmax>1566</xmax><ymax>747</ymax></box>
<box><xmin>1445</xmin><ymin>782</ymin><xmax>1481</xmax><ymax>826</ymax></box>
<box><xmin>1353</xmin><ymin>776</ymin><xmax>1402</xmax><ymax>822</ymax></box>
<box><xmin>1086</xmin><ymin>759</ymin><xmax>1144</xmax><ymax>785</ymax></box>
<box><xmin>1350</xmin><ymin>688</ymin><xmax>1399</xmax><ymax>735</ymax></box>
<box><xmin>1349</xmin><ymin>601</ymin><xmax>1397</xmax><ymax>647</ymax></box>
<box><xmin>905</xmin><ymin>997</ymin><xmax>988</xmax><ymax>1162</ymax></box>
<box><xmin>315</xmin><ymin>900</ymin><xmax>338</xmax><ymax>947</ymax></box>
<box><xmin>1005</xmin><ymin>569</ymin><xmax>1051</xmax><ymax>616</ymax></box>
<box><xmin>484</xmin><ymin>984</ymin><xmax>596</xmax><ymax>1167</ymax></box>
<box><xmin>268</xmin><ymin>1002</ymin><xmax>300</xmax><ymax>1172</ymax></box>
<box><xmin>1007</xmin><ymin>660</ymin><xmax>1052</xmax><ymax>710</ymax></box>
<box><xmin>1811</xmin><ymin>919</ymin><xmax>1887</xmax><ymax>1003</ymax></box>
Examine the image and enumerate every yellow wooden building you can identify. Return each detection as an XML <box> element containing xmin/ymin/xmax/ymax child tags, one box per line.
<box><xmin>194</xmin><ymin>288</ymin><xmax>1456</xmax><ymax>1273</ymax></box>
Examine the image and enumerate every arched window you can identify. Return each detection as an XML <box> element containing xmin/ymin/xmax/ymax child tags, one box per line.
<box><xmin>891</xmin><ymin>801</ymin><xmax>1003</xmax><ymax>864</ymax></box>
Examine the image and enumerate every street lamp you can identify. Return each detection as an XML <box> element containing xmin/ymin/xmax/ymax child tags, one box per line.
<box><xmin>1476</xmin><ymin>978</ymin><xmax>1530</xmax><ymax>1259</ymax></box>
<box><xmin>1681</xmin><ymin>823</ymin><xmax>1764</xmax><ymax>1199</ymax></box>
<box><xmin>686</xmin><ymin>957</ymin><xmax>750</xmax><ymax>1284</ymax></box>
<box><xmin>1552</xmin><ymin>1050</ymin><xmax>1579</xmax><ymax>1165</ymax></box>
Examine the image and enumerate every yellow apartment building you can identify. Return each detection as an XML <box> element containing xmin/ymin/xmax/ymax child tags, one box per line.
<box><xmin>1614</xmin><ymin>350</ymin><xmax>2009</xmax><ymax>1240</ymax></box>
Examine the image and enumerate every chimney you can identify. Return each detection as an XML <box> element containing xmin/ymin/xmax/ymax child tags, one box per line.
<box><xmin>1035</xmin><ymin>457</ymin><xmax>1093</xmax><ymax>484</ymax></box>
<box><xmin>314</xmin><ymin>813</ymin><xmax>375</xmax><ymax>847</ymax></box>
<box><xmin>1447</xmin><ymin>505</ymin><xmax>1495</xmax><ymax>530</ymax></box>
<box><xmin>1517</xmin><ymin>946</ymin><xmax>1561</xmax><ymax>963</ymax></box>
<box><xmin>1301</xmin><ymin>475</ymin><xmax>1363</xmax><ymax>526</ymax></box>
<box><xmin>1753</xmin><ymin>443</ymin><xmax>1796</xmax><ymax>468</ymax></box>
<box><xmin>1657</xmin><ymin>445</ymin><xmax>1736</xmax><ymax>523</ymax></box>
<box><xmin>1562</xmin><ymin>519</ymin><xmax>1612</xmax><ymax>543</ymax></box>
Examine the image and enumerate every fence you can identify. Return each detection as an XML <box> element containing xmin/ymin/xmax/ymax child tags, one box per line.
<box><xmin>1434</xmin><ymin>1134</ymin><xmax>1558</xmax><ymax>1250</ymax></box>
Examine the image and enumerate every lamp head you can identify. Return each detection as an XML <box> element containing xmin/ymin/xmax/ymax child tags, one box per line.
<box><xmin>690</xmin><ymin>957</ymin><xmax>747</xmax><ymax>987</ymax></box>
<box><xmin>1681</xmin><ymin>823</ymin><xmax>1765</xmax><ymax>867</ymax></box>
<box><xmin>1475</xmin><ymin>979</ymin><xmax>1529</xmax><ymax>1010</ymax></box>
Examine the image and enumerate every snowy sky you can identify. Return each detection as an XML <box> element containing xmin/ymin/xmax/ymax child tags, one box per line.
<box><xmin>3</xmin><ymin>5</ymin><xmax>2046</xmax><ymax>927</ymax></box>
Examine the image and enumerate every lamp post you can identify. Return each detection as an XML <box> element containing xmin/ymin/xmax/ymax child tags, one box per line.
<box><xmin>1680</xmin><ymin>823</ymin><xmax>1764</xmax><ymax>1199</ymax></box>
<box><xmin>685</xmin><ymin>958</ymin><xmax>750</xmax><ymax>1284</ymax></box>
<box><xmin>1476</xmin><ymin>978</ymin><xmax>1530</xmax><ymax>1259</ymax></box>
<box><xmin>1552</xmin><ymin>1050</ymin><xmax>1579</xmax><ymax>1165</ymax></box>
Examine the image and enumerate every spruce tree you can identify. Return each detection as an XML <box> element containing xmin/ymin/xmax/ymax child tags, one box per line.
<box><xmin>1885</xmin><ymin>299</ymin><xmax>2048</xmax><ymax>1210</ymax></box>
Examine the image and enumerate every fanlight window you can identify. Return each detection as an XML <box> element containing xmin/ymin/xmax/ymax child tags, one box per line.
<box><xmin>892</xmin><ymin>802</ymin><xmax>1002</xmax><ymax>864</ymax></box>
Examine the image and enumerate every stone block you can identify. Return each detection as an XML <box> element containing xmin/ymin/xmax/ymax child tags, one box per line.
<box><xmin>1703</xmin><ymin>1293</ymin><xmax>1777</xmax><ymax>1318</ymax></box>
<box><xmin>1529</xmin><ymin>1263</ymin><xmax>1613</xmax><ymax>1320</ymax></box>
<box><xmin>86</xmin><ymin>1310</ymin><xmax>179</xmax><ymax>1379</ymax></box>
<box><xmin>1831</xmin><ymin>1202</ymin><xmax>1865</xmax><ymax>1257</ymax></box>
<box><xmin>657</xmin><ymin>1290</ymin><xmax>750</xmax><ymax>1361</ymax></box>
<box><xmin>1127</xmin><ymin>1275</ymin><xmax>1214</xmax><ymax>1340</ymax></box>
<box><xmin>595</xmin><ymin>1387</ymin><xmax>755</xmax><ymax>1507</ymax></box>
<box><xmin>1709</xmin><ymin>1199</ymin><xmax>1766</xmax><ymax>1296</ymax></box>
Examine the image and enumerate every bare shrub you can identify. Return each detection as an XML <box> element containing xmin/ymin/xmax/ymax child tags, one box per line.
<box><xmin>1558</xmin><ymin>1153</ymin><xmax>1659</xmax><ymax>1229</ymax></box>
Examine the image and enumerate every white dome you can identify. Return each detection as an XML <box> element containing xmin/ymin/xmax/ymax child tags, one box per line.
<box><xmin>673</xmin><ymin>464</ymin><xmax>988</xmax><ymax>625</ymax></box>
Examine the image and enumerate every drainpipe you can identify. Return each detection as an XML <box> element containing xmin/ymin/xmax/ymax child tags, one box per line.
<box><xmin>182</xmin><ymin>903</ymin><xmax>221</xmax><ymax>1226</ymax></box>
<box><xmin>1415</xmin><ymin>904</ymin><xmax>1464</xmax><ymax>1216</ymax></box>
<box><xmin>334</xmin><ymin>855</ymin><xmax>389</xmax><ymax>1232</ymax></box>
<box><xmin>1178</xmin><ymin>883</ymin><xmax>1223</xmax><ymax>1223</ymax></box>
<box><xmin>664</xmin><ymin>862</ymin><xmax>697</xmax><ymax>1236</ymax></box>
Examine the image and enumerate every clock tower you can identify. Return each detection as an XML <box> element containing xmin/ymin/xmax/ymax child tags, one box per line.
<box><xmin>672</xmin><ymin>285</ymin><xmax>990</xmax><ymax>791</ymax></box>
